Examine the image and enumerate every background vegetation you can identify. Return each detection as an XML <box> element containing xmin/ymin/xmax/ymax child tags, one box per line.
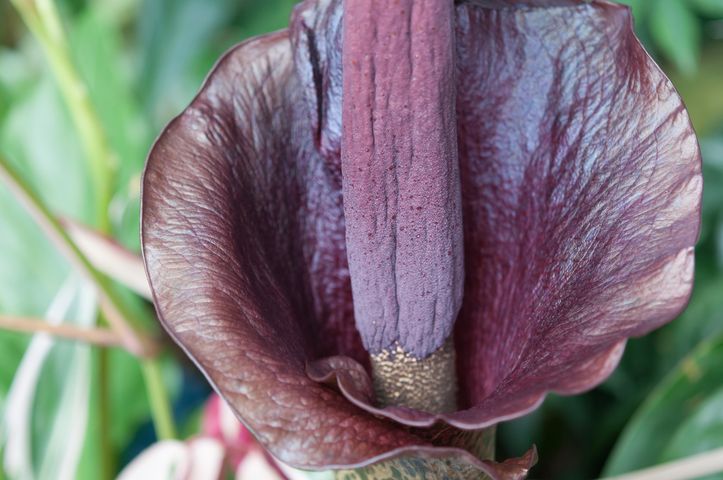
<box><xmin>0</xmin><ymin>0</ymin><xmax>721</xmax><ymax>478</ymax></box>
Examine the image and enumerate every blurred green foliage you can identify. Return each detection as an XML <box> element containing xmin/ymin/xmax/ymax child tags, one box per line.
<box><xmin>604</xmin><ymin>331</ymin><xmax>723</xmax><ymax>476</ymax></box>
<box><xmin>0</xmin><ymin>1</ymin><xmax>722</xmax><ymax>479</ymax></box>
<box><xmin>0</xmin><ymin>1</ymin><xmax>293</xmax><ymax>478</ymax></box>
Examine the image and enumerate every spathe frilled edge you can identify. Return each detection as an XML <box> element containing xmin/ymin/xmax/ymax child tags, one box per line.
<box><xmin>307</xmin><ymin>340</ymin><xmax>626</xmax><ymax>429</ymax></box>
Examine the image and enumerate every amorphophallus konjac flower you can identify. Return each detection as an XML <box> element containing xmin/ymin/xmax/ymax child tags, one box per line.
<box><xmin>140</xmin><ymin>0</ymin><xmax>702</xmax><ymax>478</ymax></box>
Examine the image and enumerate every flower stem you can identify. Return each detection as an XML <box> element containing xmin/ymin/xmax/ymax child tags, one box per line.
<box><xmin>10</xmin><ymin>0</ymin><xmax>114</xmax><ymax>230</ymax></box>
<box><xmin>98</xmin><ymin>346</ymin><xmax>115</xmax><ymax>480</ymax></box>
<box><xmin>141</xmin><ymin>359</ymin><xmax>177</xmax><ymax>440</ymax></box>
<box><xmin>0</xmin><ymin>314</ymin><xmax>122</xmax><ymax>347</ymax></box>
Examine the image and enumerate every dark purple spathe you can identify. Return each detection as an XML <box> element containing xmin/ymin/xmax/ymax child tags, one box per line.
<box><xmin>141</xmin><ymin>0</ymin><xmax>701</xmax><ymax>476</ymax></box>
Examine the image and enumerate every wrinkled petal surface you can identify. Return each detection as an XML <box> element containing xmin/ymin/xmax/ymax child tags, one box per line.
<box><xmin>142</xmin><ymin>0</ymin><xmax>701</xmax><ymax>473</ymax></box>
<box><xmin>452</xmin><ymin>0</ymin><xmax>701</xmax><ymax>423</ymax></box>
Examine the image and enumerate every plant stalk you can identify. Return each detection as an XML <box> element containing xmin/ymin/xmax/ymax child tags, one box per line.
<box><xmin>0</xmin><ymin>315</ymin><xmax>122</xmax><ymax>347</ymax></box>
<box><xmin>141</xmin><ymin>360</ymin><xmax>177</xmax><ymax>440</ymax></box>
<box><xmin>98</xmin><ymin>346</ymin><xmax>115</xmax><ymax>480</ymax></box>
<box><xmin>10</xmin><ymin>0</ymin><xmax>113</xmax><ymax>230</ymax></box>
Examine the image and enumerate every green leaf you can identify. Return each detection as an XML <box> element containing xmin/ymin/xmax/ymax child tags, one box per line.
<box><xmin>0</xmin><ymin>41</ymin><xmax>112</xmax><ymax>479</ymax></box>
<box><xmin>69</xmin><ymin>8</ymin><xmax>150</xmax><ymax>193</ymax></box>
<box><xmin>603</xmin><ymin>332</ymin><xmax>723</xmax><ymax>476</ymax></box>
<box><xmin>660</xmin><ymin>387</ymin><xmax>723</xmax><ymax>464</ymax></box>
<box><xmin>135</xmin><ymin>0</ymin><xmax>296</xmax><ymax>129</ymax></box>
<box><xmin>654</xmin><ymin>271</ymin><xmax>723</xmax><ymax>370</ymax></box>
<box><xmin>2</xmin><ymin>278</ymin><xmax>96</xmax><ymax>480</ymax></box>
<box><xmin>690</xmin><ymin>0</ymin><xmax>723</xmax><ymax>17</ymax></box>
<box><xmin>0</xmin><ymin>70</ymin><xmax>77</xmax><ymax>401</ymax></box>
<box><xmin>67</xmin><ymin>7</ymin><xmax>151</xmax><ymax>250</ymax></box>
<box><xmin>0</xmin><ymin>70</ymin><xmax>94</xmax><ymax>223</ymax></box>
<box><xmin>75</xmin><ymin>348</ymin><xmax>152</xmax><ymax>480</ymax></box>
<box><xmin>699</xmin><ymin>141</ymin><xmax>723</xmax><ymax>244</ymax></box>
<box><xmin>0</xmin><ymin>332</ymin><xmax>29</xmax><ymax>411</ymax></box>
<box><xmin>135</xmin><ymin>0</ymin><xmax>237</xmax><ymax>127</ymax></box>
<box><xmin>649</xmin><ymin>0</ymin><xmax>701</xmax><ymax>75</ymax></box>
<box><xmin>0</xmin><ymin>186</ymin><xmax>69</xmax><ymax>316</ymax></box>
<box><xmin>667</xmin><ymin>45</ymin><xmax>723</xmax><ymax>135</ymax></box>
<box><xmin>0</xmin><ymin>48</ymin><xmax>94</xmax><ymax>403</ymax></box>
<box><xmin>108</xmin><ymin>350</ymin><xmax>152</xmax><ymax>447</ymax></box>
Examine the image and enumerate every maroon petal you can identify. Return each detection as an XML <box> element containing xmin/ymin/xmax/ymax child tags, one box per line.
<box><xmin>292</xmin><ymin>0</ymin><xmax>701</xmax><ymax>428</ymax></box>
<box><xmin>451</xmin><ymin>0</ymin><xmax>701</xmax><ymax>423</ymax></box>
<box><xmin>141</xmin><ymin>28</ymin><xmax>532</xmax><ymax>477</ymax></box>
